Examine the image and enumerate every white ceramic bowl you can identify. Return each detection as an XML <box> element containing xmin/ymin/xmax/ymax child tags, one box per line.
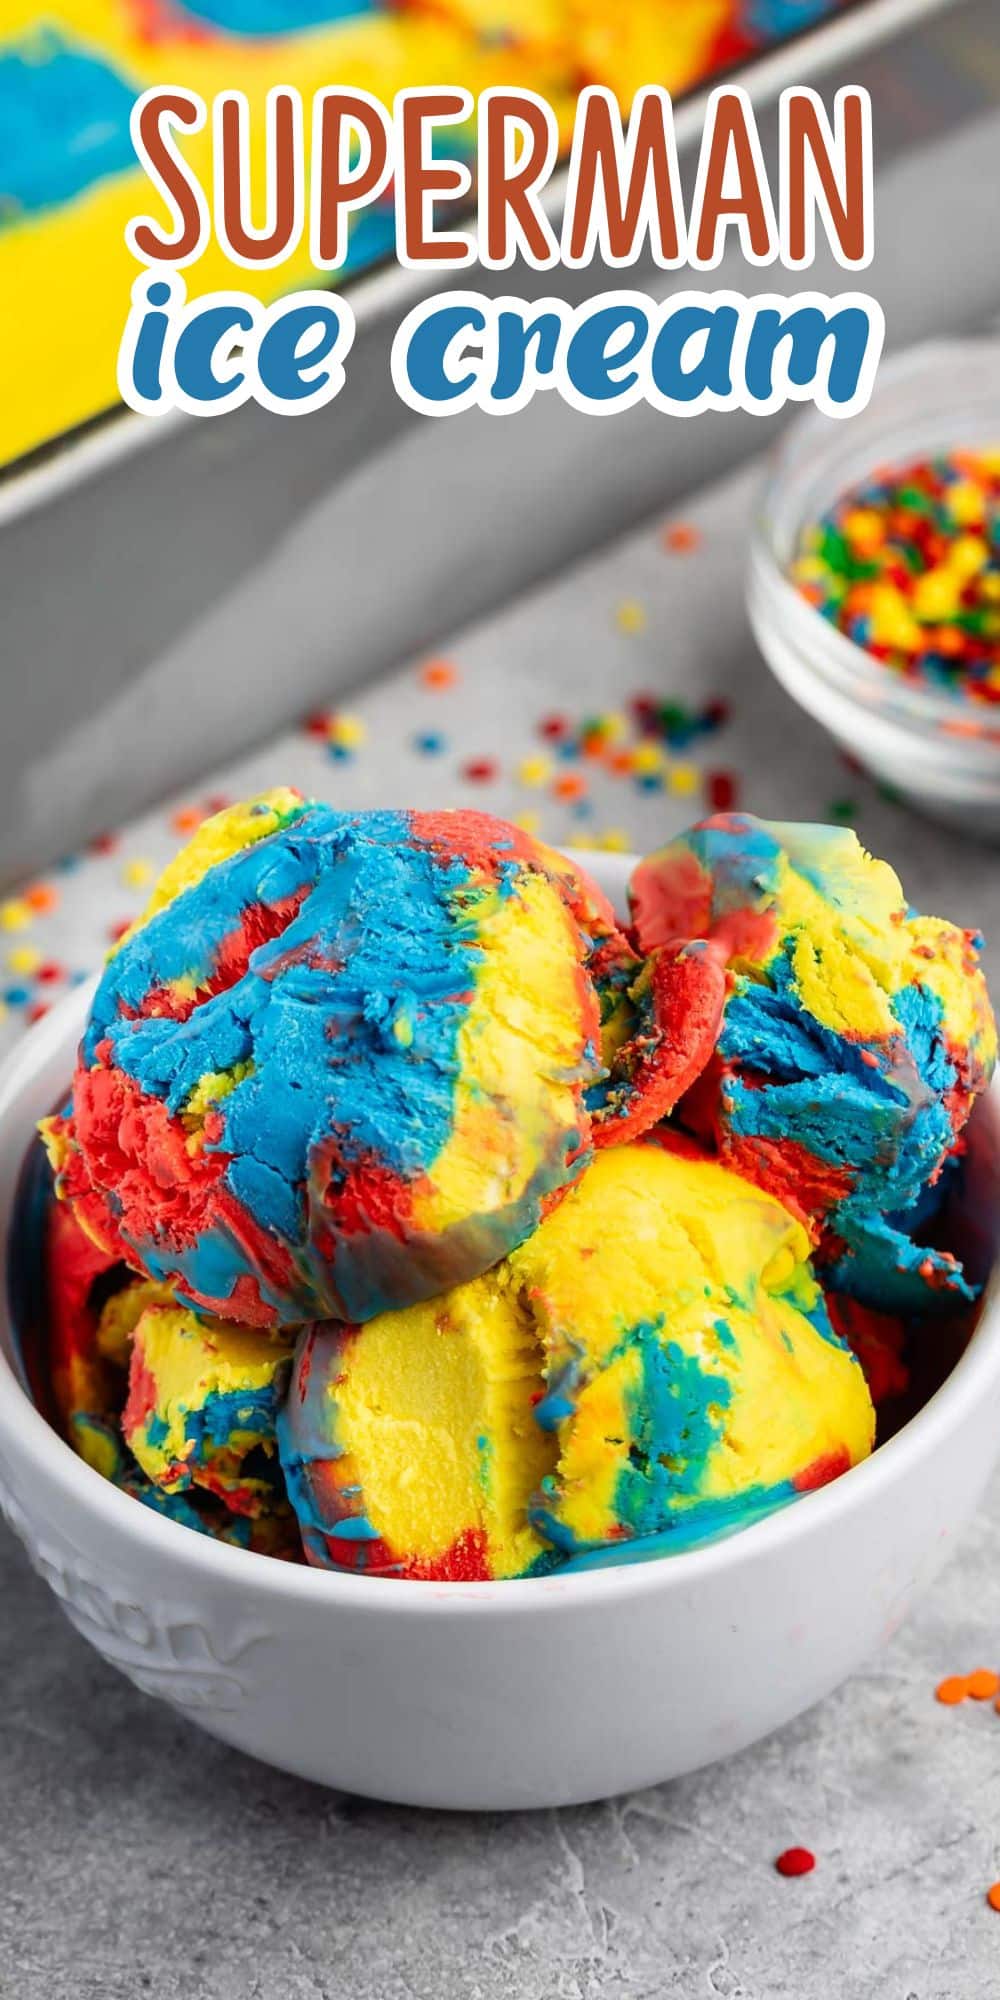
<box><xmin>1</xmin><ymin>854</ymin><xmax>998</xmax><ymax>1810</ymax></box>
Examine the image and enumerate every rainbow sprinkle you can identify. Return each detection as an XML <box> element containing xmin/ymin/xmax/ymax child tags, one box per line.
<box><xmin>794</xmin><ymin>448</ymin><xmax>1000</xmax><ymax>706</ymax></box>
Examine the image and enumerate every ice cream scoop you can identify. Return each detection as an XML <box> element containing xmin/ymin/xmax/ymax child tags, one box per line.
<box><xmin>42</xmin><ymin>795</ymin><xmax>718</xmax><ymax>1329</ymax></box>
<box><xmin>629</xmin><ymin>815</ymin><xmax>997</xmax><ymax>1310</ymax></box>
<box><xmin>278</xmin><ymin>1286</ymin><xmax>556</xmax><ymax>1579</ymax></box>
<box><xmin>42</xmin><ymin>797</ymin><xmax>603</xmax><ymax>1327</ymax></box>
<box><xmin>123</xmin><ymin>1304</ymin><xmax>292</xmax><ymax>1517</ymax></box>
<box><xmin>279</xmin><ymin>1140</ymin><xmax>874</xmax><ymax>1577</ymax></box>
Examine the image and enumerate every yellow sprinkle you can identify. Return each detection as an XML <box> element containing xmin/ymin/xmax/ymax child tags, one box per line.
<box><xmin>912</xmin><ymin>567</ymin><xmax>959</xmax><ymax>623</ymax></box>
<box><xmin>947</xmin><ymin>481</ymin><xmax>985</xmax><ymax>527</ymax></box>
<box><xmin>569</xmin><ymin>832</ymin><xmax>596</xmax><ymax>850</ymax></box>
<box><xmin>517</xmin><ymin>755</ymin><xmax>552</xmax><ymax>788</ymax></box>
<box><xmin>598</xmin><ymin>712</ymin><xmax>628</xmax><ymax>743</ymax></box>
<box><xmin>328</xmin><ymin>714</ymin><xmax>367</xmax><ymax>747</ymax></box>
<box><xmin>7</xmin><ymin>944</ymin><xmax>41</xmax><ymax>975</ymax></box>
<box><xmin>790</xmin><ymin>556</ymin><xmax>829</xmax><ymax>586</ymax></box>
<box><xmin>842</xmin><ymin>506</ymin><xmax>886</xmax><ymax>555</ymax></box>
<box><xmin>122</xmin><ymin>859</ymin><xmax>154</xmax><ymax>889</ymax></box>
<box><xmin>948</xmin><ymin>534</ymin><xmax>989</xmax><ymax>580</ymax></box>
<box><xmin>598</xmin><ymin>828</ymin><xmax>630</xmax><ymax>852</ymax></box>
<box><xmin>513</xmin><ymin>811</ymin><xmax>541</xmax><ymax>835</ymax></box>
<box><xmin>868</xmin><ymin>583</ymin><xmax>922</xmax><ymax>652</ymax></box>
<box><xmin>392</xmin><ymin>1014</ymin><xmax>414</xmax><ymax>1049</ymax></box>
<box><xmin>667</xmin><ymin>762</ymin><xmax>701</xmax><ymax>797</ymax></box>
<box><xmin>0</xmin><ymin>900</ymin><xmax>32</xmax><ymax>933</ymax></box>
<box><xmin>631</xmin><ymin>743</ymin><xmax>665</xmax><ymax>776</ymax></box>
<box><xmin>615</xmin><ymin>599</ymin><xmax>646</xmax><ymax>635</ymax></box>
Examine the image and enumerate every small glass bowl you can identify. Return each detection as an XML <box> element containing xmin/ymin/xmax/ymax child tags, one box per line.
<box><xmin>747</xmin><ymin>340</ymin><xmax>1000</xmax><ymax>839</ymax></box>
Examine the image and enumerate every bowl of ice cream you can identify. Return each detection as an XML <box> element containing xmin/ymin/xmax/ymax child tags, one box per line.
<box><xmin>747</xmin><ymin>340</ymin><xmax>1000</xmax><ymax>838</ymax></box>
<box><xmin>0</xmin><ymin>802</ymin><xmax>997</xmax><ymax>1809</ymax></box>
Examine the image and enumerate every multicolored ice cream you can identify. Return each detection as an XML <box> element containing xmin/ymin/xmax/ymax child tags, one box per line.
<box><xmin>42</xmin><ymin>793</ymin><xmax>722</xmax><ymax>1329</ymax></box>
<box><xmin>629</xmin><ymin>815</ymin><xmax>997</xmax><ymax>1311</ymax></box>
<box><xmin>43</xmin><ymin>1195</ymin><xmax>296</xmax><ymax>1552</ymax></box>
<box><xmin>123</xmin><ymin>1303</ymin><xmax>292</xmax><ymax>1517</ymax></box>
<box><xmin>277</xmin><ymin>1141</ymin><xmax>875</xmax><ymax>1577</ymax></box>
<box><xmin>29</xmin><ymin>802</ymin><xmax>993</xmax><ymax>1579</ymax></box>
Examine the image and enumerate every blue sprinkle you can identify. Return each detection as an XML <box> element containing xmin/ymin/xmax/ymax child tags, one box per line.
<box><xmin>414</xmin><ymin>731</ymin><xmax>448</xmax><ymax>755</ymax></box>
<box><xmin>3</xmin><ymin>986</ymin><xmax>30</xmax><ymax>1007</ymax></box>
<box><xmin>326</xmin><ymin>743</ymin><xmax>355</xmax><ymax>762</ymax></box>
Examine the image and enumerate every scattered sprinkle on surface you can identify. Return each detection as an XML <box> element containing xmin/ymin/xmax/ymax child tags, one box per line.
<box><xmin>420</xmin><ymin>658</ymin><xmax>458</xmax><ymax>690</ymax></box>
<box><xmin>935</xmin><ymin>1675</ymin><xmax>970</xmax><ymax>1705</ymax></box>
<box><xmin>775</xmin><ymin>1848</ymin><xmax>816</xmax><ymax>1878</ymax></box>
<box><xmin>966</xmin><ymin>1669</ymin><xmax>1000</xmax><ymax>1701</ymax></box>
<box><xmin>663</xmin><ymin>521</ymin><xmax>702</xmax><ymax>553</ymax></box>
<box><xmin>615</xmin><ymin>599</ymin><xmax>647</xmax><ymax>634</ymax></box>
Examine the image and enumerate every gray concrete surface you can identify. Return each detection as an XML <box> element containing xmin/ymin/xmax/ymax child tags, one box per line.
<box><xmin>3</xmin><ymin>1470</ymin><xmax>1000</xmax><ymax>2000</ymax></box>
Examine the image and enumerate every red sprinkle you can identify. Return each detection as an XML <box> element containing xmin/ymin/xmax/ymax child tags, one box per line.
<box><xmin>107</xmin><ymin>919</ymin><xmax>131</xmax><ymax>944</ymax></box>
<box><xmin>89</xmin><ymin>831</ymin><xmax>119</xmax><ymax>856</ymax></box>
<box><xmin>540</xmin><ymin>713</ymin><xmax>570</xmax><ymax>741</ymax></box>
<box><xmin>304</xmin><ymin>710</ymin><xmax>333</xmax><ymax>738</ymax></box>
<box><xmin>702</xmin><ymin>697</ymin><xmax>730</xmax><ymax>729</ymax></box>
<box><xmin>26</xmin><ymin>1001</ymin><xmax>50</xmax><ymax>1025</ymax></box>
<box><xmin>462</xmin><ymin>758</ymin><xmax>498</xmax><ymax>784</ymax></box>
<box><xmin>775</xmin><ymin>1847</ymin><xmax>816</xmax><ymax>1878</ymax></box>
<box><xmin>36</xmin><ymin>962</ymin><xmax>65</xmax><ymax>984</ymax></box>
<box><xmin>707</xmin><ymin>769</ymin><xmax>738</xmax><ymax>811</ymax></box>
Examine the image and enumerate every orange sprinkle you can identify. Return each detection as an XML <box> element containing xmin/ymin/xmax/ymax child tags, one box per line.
<box><xmin>935</xmin><ymin>1676</ymin><xmax>969</xmax><ymax>1705</ymax></box>
<box><xmin>987</xmin><ymin>1884</ymin><xmax>1000</xmax><ymax>1913</ymax></box>
<box><xmin>553</xmin><ymin>773</ymin><xmax>586</xmax><ymax>802</ymax></box>
<box><xmin>663</xmin><ymin>521</ymin><xmax>701</xmax><ymax>554</ymax></box>
<box><xmin>420</xmin><ymin>658</ymin><xmax>458</xmax><ymax>691</ymax></box>
<box><xmin>171</xmin><ymin>806</ymin><xmax>203</xmax><ymax>836</ymax></box>
<box><xmin>24</xmin><ymin>883</ymin><xmax>58</xmax><ymax>913</ymax></box>
<box><xmin>967</xmin><ymin>1669</ymin><xmax>1000</xmax><ymax>1701</ymax></box>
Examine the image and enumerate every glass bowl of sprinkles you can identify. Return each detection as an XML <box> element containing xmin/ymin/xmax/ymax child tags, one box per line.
<box><xmin>748</xmin><ymin>340</ymin><xmax>1000</xmax><ymax>837</ymax></box>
